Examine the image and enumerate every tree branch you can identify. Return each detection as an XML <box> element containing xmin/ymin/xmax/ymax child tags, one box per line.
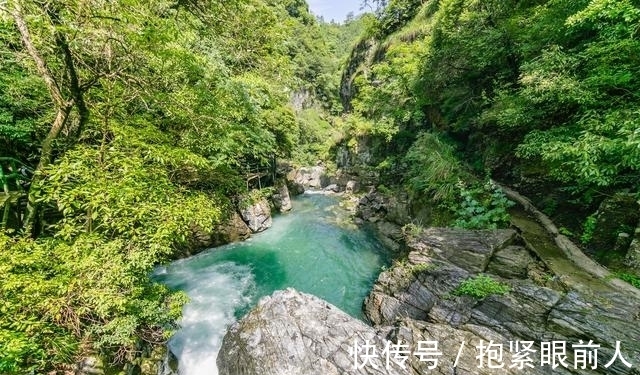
<box><xmin>10</xmin><ymin>1</ymin><xmax>68</xmax><ymax>108</ymax></box>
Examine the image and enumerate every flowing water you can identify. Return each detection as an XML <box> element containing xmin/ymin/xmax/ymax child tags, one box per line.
<box><xmin>153</xmin><ymin>193</ymin><xmax>390</xmax><ymax>375</ymax></box>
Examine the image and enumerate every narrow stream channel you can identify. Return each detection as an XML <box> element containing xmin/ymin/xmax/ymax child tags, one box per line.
<box><xmin>153</xmin><ymin>193</ymin><xmax>390</xmax><ymax>375</ymax></box>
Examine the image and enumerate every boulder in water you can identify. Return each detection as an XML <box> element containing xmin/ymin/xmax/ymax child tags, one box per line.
<box><xmin>287</xmin><ymin>166</ymin><xmax>328</xmax><ymax>189</ymax></box>
<box><xmin>271</xmin><ymin>180</ymin><xmax>292</xmax><ymax>212</ymax></box>
<box><xmin>217</xmin><ymin>288</ymin><xmax>407</xmax><ymax>375</ymax></box>
<box><xmin>324</xmin><ymin>183</ymin><xmax>340</xmax><ymax>193</ymax></box>
<box><xmin>240</xmin><ymin>197</ymin><xmax>273</xmax><ymax>233</ymax></box>
<box><xmin>182</xmin><ymin>211</ymin><xmax>251</xmax><ymax>257</ymax></box>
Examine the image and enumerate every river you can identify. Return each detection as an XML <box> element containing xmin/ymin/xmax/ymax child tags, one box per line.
<box><xmin>153</xmin><ymin>193</ymin><xmax>390</xmax><ymax>375</ymax></box>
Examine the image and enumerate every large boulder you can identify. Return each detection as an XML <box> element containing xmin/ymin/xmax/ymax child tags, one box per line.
<box><xmin>287</xmin><ymin>166</ymin><xmax>328</xmax><ymax>189</ymax></box>
<box><xmin>271</xmin><ymin>180</ymin><xmax>292</xmax><ymax>213</ymax></box>
<box><xmin>217</xmin><ymin>288</ymin><xmax>406</xmax><ymax>375</ymax></box>
<box><xmin>182</xmin><ymin>211</ymin><xmax>251</xmax><ymax>257</ymax></box>
<box><xmin>209</xmin><ymin>212</ymin><xmax>252</xmax><ymax>246</ymax></box>
<box><xmin>240</xmin><ymin>198</ymin><xmax>273</xmax><ymax>233</ymax></box>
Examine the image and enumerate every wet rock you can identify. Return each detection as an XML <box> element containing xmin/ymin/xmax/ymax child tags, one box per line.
<box><xmin>211</xmin><ymin>212</ymin><xmax>252</xmax><ymax>246</ymax></box>
<box><xmin>287</xmin><ymin>181</ymin><xmax>305</xmax><ymax>196</ymax></box>
<box><xmin>240</xmin><ymin>198</ymin><xmax>273</xmax><ymax>233</ymax></box>
<box><xmin>156</xmin><ymin>347</ymin><xmax>179</xmax><ymax>375</ymax></box>
<box><xmin>183</xmin><ymin>212</ymin><xmax>251</xmax><ymax>256</ymax></box>
<box><xmin>324</xmin><ymin>183</ymin><xmax>341</xmax><ymax>193</ymax></box>
<box><xmin>140</xmin><ymin>346</ymin><xmax>178</xmax><ymax>375</ymax></box>
<box><xmin>217</xmin><ymin>288</ymin><xmax>406</xmax><ymax>375</ymax></box>
<box><xmin>271</xmin><ymin>180</ymin><xmax>292</xmax><ymax>212</ymax></box>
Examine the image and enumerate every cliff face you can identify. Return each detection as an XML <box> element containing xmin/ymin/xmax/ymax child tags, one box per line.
<box><xmin>364</xmin><ymin>226</ymin><xmax>640</xmax><ymax>375</ymax></box>
<box><xmin>218</xmin><ymin>225</ymin><xmax>640</xmax><ymax>375</ymax></box>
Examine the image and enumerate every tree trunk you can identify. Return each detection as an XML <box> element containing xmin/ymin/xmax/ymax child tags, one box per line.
<box><xmin>23</xmin><ymin>105</ymin><xmax>74</xmax><ymax>232</ymax></box>
<box><xmin>10</xmin><ymin>2</ymin><xmax>78</xmax><ymax>234</ymax></box>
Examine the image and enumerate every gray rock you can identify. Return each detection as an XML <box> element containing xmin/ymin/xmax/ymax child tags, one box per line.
<box><xmin>183</xmin><ymin>212</ymin><xmax>251</xmax><ymax>257</ymax></box>
<box><xmin>287</xmin><ymin>181</ymin><xmax>305</xmax><ymax>196</ymax></box>
<box><xmin>386</xmin><ymin>318</ymin><xmax>557</xmax><ymax>375</ymax></box>
<box><xmin>217</xmin><ymin>225</ymin><xmax>640</xmax><ymax>375</ymax></box>
<box><xmin>288</xmin><ymin>166</ymin><xmax>327</xmax><ymax>189</ymax></box>
<box><xmin>217</xmin><ymin>288</ymin><xmax>407</xmax><ymax>375</ymax></box>
<box><xmin>271</xmin><ymin>180</ymin><xmax>292</xmax><ymax>212</ymax></box>
<box><xmin>486</xmin><ymin>246</ymin><xmax>535</xmax><ymax>279</ymax></box>
<box><xmin>324</xmin><ymin>183</ymin><xmax>341</xmax><ymax>192</ymax></box>
<box><xmin>407</xmin><ymin>228</ymin><xmax>517</xmax><ymax>273</ymax></box>
<box><xmin>240</xmin><ymin>198</ymin><xmax>273</xmax><ymax>233</ymax></box>
<box><xmin>346</xmin><ymin>180</ymin><xmax>358</xmax><ymax>194</ymax></box>
<box><xmin>356</xmin><ymin>191</ymin><xmax>387</xmax><ymax>222</ymax></box>
<box><xmin>364</xmin><ymin>227</ymin><xmax>640</xmax><ymax>375</ymax></box>
<box><xmin>210</xmin><ymin>212</ymin><xmax>252</xmax><ymax>246</ymax></box>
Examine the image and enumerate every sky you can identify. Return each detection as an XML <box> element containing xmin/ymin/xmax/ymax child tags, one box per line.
<box><xmin>307</xmin><ymin>0</ymin><xmax>365</xmax><ymax>23</ymax></box>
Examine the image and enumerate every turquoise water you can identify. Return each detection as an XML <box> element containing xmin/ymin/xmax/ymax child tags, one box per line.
<box><xmin>153</xmin><ymin>193</ymin><xmax>390</xmax><ymax>375</ymax></box>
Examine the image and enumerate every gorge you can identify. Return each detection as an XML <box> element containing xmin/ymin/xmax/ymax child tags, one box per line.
<box><xmin>1</xmin><ymin>0</ymin><xmax>639</xmax><ymax>374</ymax></box>
<box><xmin>155</xmin><ymin>192</ymin><xmax>390</xmax><ymax>375</ymax></box>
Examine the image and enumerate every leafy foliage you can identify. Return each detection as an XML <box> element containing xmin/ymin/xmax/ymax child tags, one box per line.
<box><xmin>404</xmin><ymin>132</ymin><xmax>469</xmax><ymax>203</ymax></box>
<box><xmin>453</xmin><ymin>275</ymin><xmax>511</xmax><ymax>299</ymax></box>
<box><xmin>343</xmin><ymin>0</ymin><xmax>640</xmax><ymax>221</ymax></box>
<box><xmin>581</xmin><ymin>214</ymin><xmax>598</xmax><ymax>244</ymax></box>
<box><xmin>452</xmin><ymin>180</ymin><xmax>514</xmax><ymax>230</ymax></box>
<box><xmin>0</xmin><ymin>0</ymin><xmax>355</xmax><ymax>373</ymax></box>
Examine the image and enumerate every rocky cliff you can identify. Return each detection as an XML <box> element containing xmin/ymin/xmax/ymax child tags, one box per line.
<box><xmin>218</xmin><ymin>226</ymin><xmax>640</xmax><ymax>375</ymax></box>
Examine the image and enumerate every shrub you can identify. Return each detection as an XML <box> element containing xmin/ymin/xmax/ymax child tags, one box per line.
<box><xmin>452</xmin><ymin>180</ymin><xmax>514</xmax><ymax>230</ymax></box>
<box><xmin>615</xmin><ymin>272</ymin><xmax>640</xmax><ymax>289</ymax></box>
<box><xmin>581</xmin><ymin>214</ymin><xmax>597</xmax><ymax>244</ymax></box>
<box><xmin>404</xmin><ymin>132</ymin><xmax>469</xmax><ymax>203</ymax></box>
<box><xmin>453</xmin><ymin>275</ymin><xmax>510</xmax><ymax>299</ymax></box>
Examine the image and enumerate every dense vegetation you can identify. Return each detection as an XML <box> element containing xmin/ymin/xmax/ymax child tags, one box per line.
<box><xmin>0</xmin><ymin>1</ymin><xmax>365</xmax><ymax>373</ymax></box>
<box><xmin>340</xmin><ymin>0</ymin><xmax>640</xmax><ymax>232</ymax></box>
<box><xmin>2</xmin><ymin>0</ymin><xmax>639</xmax><ymax>372</ymax></box>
